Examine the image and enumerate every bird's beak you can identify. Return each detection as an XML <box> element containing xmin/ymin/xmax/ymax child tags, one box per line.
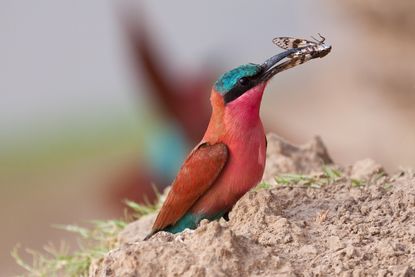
<box><xmin>258</xmin><ymin>48</ymin><xmax>301</xmax><ymax>82</ymax></box>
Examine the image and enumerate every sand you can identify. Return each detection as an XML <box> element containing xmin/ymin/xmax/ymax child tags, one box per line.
<box><xmin>90</xmin><ymin>134</ymin><xmax>415</xmax><ymax>276</ymax></box>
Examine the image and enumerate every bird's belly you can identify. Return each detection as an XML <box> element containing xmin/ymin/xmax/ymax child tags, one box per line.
<box><xmin>191</xmin><ymin>129</ymin><xmax>266</xmax><ymax>216</ymax></box>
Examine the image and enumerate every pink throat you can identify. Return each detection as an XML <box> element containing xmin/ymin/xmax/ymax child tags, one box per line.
<box><xmin>224</xmin><ymin>83</ymin><xmax>266</xmax><ymax>128</ymax></box>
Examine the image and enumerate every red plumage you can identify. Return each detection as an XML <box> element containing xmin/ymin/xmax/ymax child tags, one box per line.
<box><xmin>149</xmin><ymin>85</ymin><xmax>267</xmax><ymax>236</ymax></box>
<box><xmin>151</xmin><ymin>142</ymin><xmax>228</xmax><ymax>233</ymax></box>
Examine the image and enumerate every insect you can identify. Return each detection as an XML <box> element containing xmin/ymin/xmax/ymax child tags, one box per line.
<box><xmin>272</xmin><ymin>33</ymin><xmax>332</xmax><ymax>60</ymax></box>
<box><xmin>262</xmin><ymin>34</ymin><xmax>332</xmax><ymax>77</ymax></box>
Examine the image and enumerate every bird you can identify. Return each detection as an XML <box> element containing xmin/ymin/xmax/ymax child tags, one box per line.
<box><xmin>145</xmin><ymin>44</ymin><xmax>331</xmax><ymax>239</ymax></box>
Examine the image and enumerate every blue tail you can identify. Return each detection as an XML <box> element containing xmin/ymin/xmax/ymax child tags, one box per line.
<box><xmin>163</xmin><ymin>212</ymin><xmax>225</xmax><ymax>234</ymax></box>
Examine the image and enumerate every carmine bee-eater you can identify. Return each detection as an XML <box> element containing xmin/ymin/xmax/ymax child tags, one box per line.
<box><xmin>146</xmin><ymin>37</ymin><xmax>331</xmax><ymax>239</ymax></box>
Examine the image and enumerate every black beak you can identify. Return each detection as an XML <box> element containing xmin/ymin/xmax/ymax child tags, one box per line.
<box><xmin>258</xmin><ymin>48</ymin><xmax>299</xmax><ymax>82</ymax></box>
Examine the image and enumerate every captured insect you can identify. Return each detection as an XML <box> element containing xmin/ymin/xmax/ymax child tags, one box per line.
<box><xmin>272</xmin><ymin>33</ymin><xmax>332</xmax><ymax>60</ymax></box>
<box><xmin>260</xmin><ymin>34</ymin><xmax>332</xmax><ymax>77</ymax></box>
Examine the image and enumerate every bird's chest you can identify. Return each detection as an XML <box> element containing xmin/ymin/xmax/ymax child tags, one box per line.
<box><xmin>223</xmin><ymin>121</ymin><xmax>266</xmax><ymax>193</ymax></box>
<box><xmin>192</xmin><ymin>116</ymin><xmax>266</xmax><ymax>214</ymax></box>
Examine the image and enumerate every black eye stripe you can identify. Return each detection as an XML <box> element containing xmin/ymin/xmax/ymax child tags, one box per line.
<box><xmin>224</xmin><ymin>77</ymin><xmax>256</xmax><ymax>103</ymax></box>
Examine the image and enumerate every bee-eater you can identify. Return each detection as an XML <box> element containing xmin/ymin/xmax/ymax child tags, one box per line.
<box><xmin>146</xmin><ymin>45</ymin><xmax>330</xmax><ymax>239</ymax></box>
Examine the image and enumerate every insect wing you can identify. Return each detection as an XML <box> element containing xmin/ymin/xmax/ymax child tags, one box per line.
<box><xmin>272</xmin><ymin>37</ymin><xmax>315</xmax><ymax>50</ymax></box>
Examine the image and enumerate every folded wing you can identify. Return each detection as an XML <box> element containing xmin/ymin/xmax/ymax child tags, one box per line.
<box><xmin>150</xmin><ymin>142</ymin><xmax>228</xmax><ymax>234</ymax></box>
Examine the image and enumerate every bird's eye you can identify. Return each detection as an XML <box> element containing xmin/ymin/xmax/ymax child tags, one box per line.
<box><xmin>238</xmin><ymin>77</ymin><xmax>249</xmax><ymax>86</ymax></box>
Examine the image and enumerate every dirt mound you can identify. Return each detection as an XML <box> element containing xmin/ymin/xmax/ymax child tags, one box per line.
<box><xmin>90</xmin><ymin>134</ymin><xmax>415</xmax><ymax>276</ymax></box>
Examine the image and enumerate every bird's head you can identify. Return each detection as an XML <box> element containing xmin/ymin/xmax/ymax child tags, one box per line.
<box><xmin>212</xmin><ymin>48</ymin><xmax>299</xmax><ymax>107</ymax></box>
<box><xmin>212</xmin><ymin>49</ymin><xmax>297</xmax><ymax>112</ymax></box>
<box><xmin>205</xmin><ymin>48</ymin><xmax>305</xmax><ymax>140</ymax></box>
<box><xmin>204</xmin><ymin>48</ymin><xmax>301</xmax><ymax>138</ymax></box>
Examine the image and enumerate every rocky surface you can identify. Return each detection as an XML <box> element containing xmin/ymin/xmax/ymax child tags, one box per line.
<box><xmin>90</xmin><ymin>134</ymin><xmax>415</xmax><ymax>276</ymax></box>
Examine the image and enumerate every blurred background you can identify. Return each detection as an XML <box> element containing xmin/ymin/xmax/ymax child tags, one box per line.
<box><xmin>1</xmin><ymin>0</ymin><xmax>414</xmax><ymax>275</ymax></box>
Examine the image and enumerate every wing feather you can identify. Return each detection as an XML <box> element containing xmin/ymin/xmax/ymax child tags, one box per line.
<box><xmin>150</xmin><ymin>142</ymin><xmax>228</xmax><ymax>233</ymax></box>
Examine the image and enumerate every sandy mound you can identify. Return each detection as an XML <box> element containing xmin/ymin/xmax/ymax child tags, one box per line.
<box><xmin>90</xmin><ymin>134</ymin><xmax>415</xmax><ymax>276</ymax></box>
